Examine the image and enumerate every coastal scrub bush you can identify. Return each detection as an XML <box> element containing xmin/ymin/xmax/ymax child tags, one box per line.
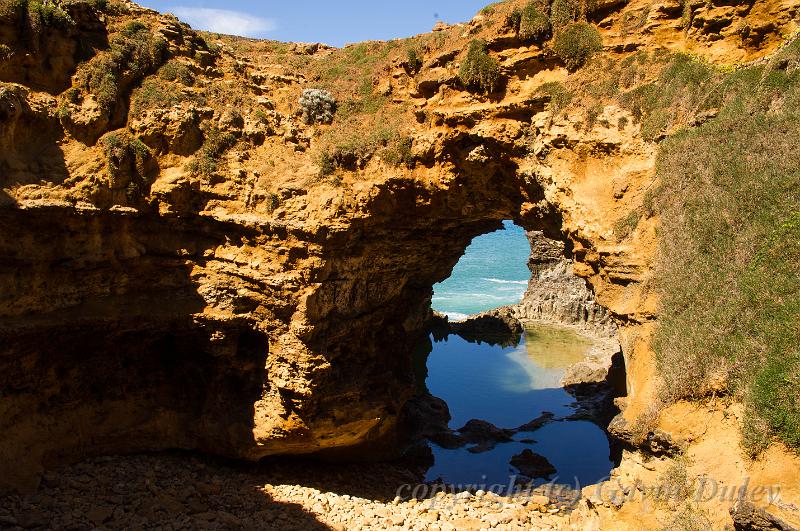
<box><xmin>459</xmin><ymin>39</ymin><xmax>501</xmax><ymax>93</ymax></box>
<box><xmin>381</xmin><ymin>136</ymin><xmax>414</xmax><ymax>168</ymax></box>
<box><xmin>299</xmin><ymin>88</ymin><xmax>336</xmax><ymax>125</ymax></box>
<box><xmin>102</xmin><ymin>131</ymin><xmax>153</xmax><ymax>199</ymax></box>
<box><xmin>159</xmin><ymin>59</ymin><xmax>194</xmax><ymax>85</ymax></box>
<box><xmin>0</xmin><ymin>0</ymin><xmax>73</xmax><ymax>50</ymax></box>
<box><xmin>535</xmin><ymin>80</ymin><xmax>573</xmax><ymax>116</ymax></box>
<box><xmin>406</xmin><ymin>47</ymin><xmax>422</xmax><ymax>73</ymax></box>
<box><xmin>188</xmin><ymin>126</ymin><xmax>236</xmax><ymax>178</ymax></box>
<box><xmin>553</xmin><ymin>22</ymin><xmax>602</xmax><ymax>71</ymax></box>
<box><xmin>317</xmin><ymin>124</ymin><xmax>411</xmax><ymax>175</ymax></box>
<box><xmin>519</xmin><ymin>2</ymin><xmax>551</xmax><ymax>42</ymax></box>
<box><xmin>131</xmin><ymin>78</ymin><xmax>181</xmax><ymax>117</ymax></box>
<box><xmin>550</xmin><ymin>0</ymin><xmax>580</xmax><ymax>29</ymax></box>
<box><xmin>505</xmin><ymin>8</ymin><xmax>522</xmax><ymax>31</ymax></box>
<box><xmin>619</xmin><ymin>53</ymin><xmax>714</xmax><ymax>140</ymax></box>
<box><xmin>74</xmin><ymin>20</ymin><xmax>166</xmax><ymax>115</ymax></box>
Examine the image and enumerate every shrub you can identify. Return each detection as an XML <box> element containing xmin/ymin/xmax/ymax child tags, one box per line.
<box><xmin>459</xmin><ymin>39</ymin><xmax>501</xmax><ymax>94</ymax></box>
<box><xmin>584</xmin><ymin>101</ymin><xmax>603</xmax><ymax>130</ymax></box>
<box><xmin>535</xmin><ymin>80</ymin><xmax>573</xmax><ymax>114</ymax></box>
<box><xmin>29</xmin><ymin>1</ymin><xmax>71</xmax><ymax>27</ymax></box>
<box><xmin>74</xmin><ymin>20</ymin><xmax>167</xmax><ymax>115</ymax></box>
<box><xmin>318</xmin><ymin>124</ymin><xmax>408</xmax><ymax>173</ymax></box>
<box><xmin>131</xmin><ymin>78</ymin><xmax>179</xmax><ymax>117</ymax></box>
<box><xmin>519</xmin><ymin>2</ymin><xmax>551</xmax><ymax>42</ymax></box>
<box><xmin>159</xmin><ymin>59</ymin><xmax>194</xmax><ymax>85</ymax></box>
<box><xmin>619</xmin><ymin>53</ymin><xmax>714</xmax><ymax>140</ymax></box>
<box><xmin>381</xmin><ymin>136</ymin><xmax>414</xmax><ymax>168</ymax></box>
<box><xmin>553</xmin><ymin>22</ymin><xmax>602</xmax><ymax>71</ymax></box>
<box><xmin>505</xmin><ymin>8</ymin><xmax>522</xmax><ymax>31</ymax></box>
<box><xmin>299</xmin><ymin>88</ymin><xmax>336</xmax><ymax>125</ymax></box>
<box><xmin>0</xmin><ymin>0</ymin><xmax>73</xmax><ymax>50</ymax></box>
<box><xmin>102</xmin><ymin>131</ymin><xmax>153</xmax><ymax>195</ymax></box>
<box><xmin>318</xmin><ymin>151</ymin><xmax>335</xmax><ymax>176</ymax></box>
<box><xmin>188</xmin><ymin>126</ymin><xmax>236</xmax><ymax>178</ymax></box>
<box><xmin>406</xmin><ymin>47</ymin><xmax>422</xmax><ymax>73</ymax></box>
<box><xmin>550</xmin><ymin>0</ymin><xmax>580</xmax><ymax>29</ymax></box>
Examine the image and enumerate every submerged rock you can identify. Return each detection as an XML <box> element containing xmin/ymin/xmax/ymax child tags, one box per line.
<box><xmin>458</xmin><ymin>419</ymin><xmax>515</xmax><ymax>453</ymax></box>
<box><xmin>510</xmin><ymin>449</ymin><xmax>557</xmax><ymax>479</ymax></box>
<box><xmin>515</xmin><ymin>412</ymin><xmax>555</xmax><ymax>432</ymax></box>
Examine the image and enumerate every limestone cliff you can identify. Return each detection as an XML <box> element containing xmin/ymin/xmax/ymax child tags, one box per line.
<box><xmin>0</xmin><ymin>3</ymin><xmax>799</xmax><ymax>528</ymax></box>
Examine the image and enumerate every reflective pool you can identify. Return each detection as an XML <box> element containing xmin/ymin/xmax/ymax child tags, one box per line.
<box><xmin>420</xmin><ymin>325</ymin><xmax>616</xmax><ymax>490</ymax></box>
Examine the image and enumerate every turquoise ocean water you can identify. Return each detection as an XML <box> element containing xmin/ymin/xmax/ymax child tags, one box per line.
<box><xmin>432</xmin><ymin>221</ymin><xmax>532</xmax><ymax>319</ymax></box>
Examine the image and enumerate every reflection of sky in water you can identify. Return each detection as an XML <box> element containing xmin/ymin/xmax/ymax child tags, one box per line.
<box><xmin>423</xmin><ymin>325</ymin><xmax>614</xmax><ymax>490</ymax></box>
<box><xmin>503</xmin><ymin>325</ymin><xmax>594</xmax><ymax>392</ymax></box>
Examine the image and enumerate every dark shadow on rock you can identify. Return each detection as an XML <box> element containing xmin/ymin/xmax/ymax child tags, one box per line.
<box><xmin>0</xmin><ymin>208</ymin><xmax>272</xmax><ymax>494</ymax></box>
<box><xmin>607</xmin><ymin>415</ymin><xmax>683</xmax><ymax>458</ymax></box>
<box><xmin>0</xmin><ymin>86</ymin><xmax>71</xmax><ymax>189</ymax></box>
<box><xmin>563</xmin><ymin>348</ymin><xmax>628</xmax><ymax>465</ymax></box>
<box><xmin>248</xmin><ymin>453</ymin><xmax>432</xmax><ymax>504</ymax></box>
<box><xmin>0</xmin><ymin>189</ymin><xmax>16</xmax><ymax>207</ymax></box>
<box><xmin>730</xmin><ymin>499</ymin><xmax>795</xmax><ymax>531</ymax></box>
<box><xmin>0</xmin><ymin>2</ymin><xmax>109</xmax><ymax>94</ymax></box>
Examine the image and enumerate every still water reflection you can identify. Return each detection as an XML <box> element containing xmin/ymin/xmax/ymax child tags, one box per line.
<box><xmin>421</xmin><ymin>324</ymin><xmax>615</xmax><ymax>489</ymax></box>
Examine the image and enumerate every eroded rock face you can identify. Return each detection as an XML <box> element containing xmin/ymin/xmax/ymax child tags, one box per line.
<box><xmin>515</xmin><ymin>231</ymin><xmax>617</xmax><ymax>336</ymax></box>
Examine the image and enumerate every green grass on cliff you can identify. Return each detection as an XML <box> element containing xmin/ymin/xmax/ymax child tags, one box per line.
<box><xmin>650</xmin><ymin>37</ymin><xmax>800</xmax><ymax>454</ymax></box>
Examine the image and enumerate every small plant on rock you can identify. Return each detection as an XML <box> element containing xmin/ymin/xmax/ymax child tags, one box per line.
<box><xmin>159</xmin><ymin>60</ymin><xmax>194</xmax><ymax>85</ymax></box>
<box><xmin>102</xmin><ymin>131</ymin><xmax>153</xmax><ymax>199</ymax></box>
<box><xmin>188</xmin><ymin>126</ymin><xmax>236</xmax><ymax>178</ymax></box>
<box><xmin>299</xmin><ymin>88</ymin><xmax>336</xmax><ymax>125</ymax></box>
<box><xmin>459</xmin><ymin>39</ymin><xmax>501</xmax><ymax>94</ymax></box>
<box><xmin>406</xmin><ymin>47</ymin><xmax>422</xmax><ymax>73</ymax></box>
<box><xmin>553</xmin><ymin>22</ymin><xmax>602</xmax><ymax>71</ymax></box>
<box><xmin>519</xmin><ymin>2</ymin><xmax>551</xmax><ymax>42</ymax></box>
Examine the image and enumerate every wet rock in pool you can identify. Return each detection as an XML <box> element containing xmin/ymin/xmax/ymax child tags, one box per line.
<box><xmin>459</xmin><ymin>419</ymin><xmax>515</xmax><ymax>453</ymax></box>
<box><xmin>515</xmin><ymin>412</ymin><xmax>555</xmax><ymax>432</ymax></box>
<box><xmin>448</xmin><ymin>310</ymin><xmax>523</xmax><ymax>347</ymax></box>
<box><xmin>428</xmin><ymin>431</ymin><xmax>465</xmax><ymax>450</ymax></box>
<box><xmin>401</xmin><ymin>393</ymin><xmax>452</xmax><ymax>441</ymax></box>
<box><xmin>427</xmin><ymin>418</ymin><xmax>518</xmax><ymax>453</ymax></box>
<box><xmin>510</xmin><ymin>449</ymin><xmax>557</xmax><ymax>479</ymax></box>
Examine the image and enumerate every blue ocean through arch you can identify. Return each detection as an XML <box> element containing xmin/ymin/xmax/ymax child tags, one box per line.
<box><xmin>432</xmin><ymin>220</ymin><xmax>531</xmax><ymax>319</ymax></box>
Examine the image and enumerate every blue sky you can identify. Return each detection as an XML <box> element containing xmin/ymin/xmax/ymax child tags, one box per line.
<box><xmin>138</xmin><ymin>1</ymin><xmax>492</xmax><ymax>46</ymax></box>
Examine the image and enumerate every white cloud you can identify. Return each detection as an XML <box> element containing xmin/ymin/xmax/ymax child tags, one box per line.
<box><xmin>171</xmin><ymin>7</ymin><xmax>276</xmax><ymax>37</ymax></box>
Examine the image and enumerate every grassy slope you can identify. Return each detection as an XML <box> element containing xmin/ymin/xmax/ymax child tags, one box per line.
<box><xmin>649</xmin><ymin>38</ymin><xmax>800</xmax><ymax>454</ymax></box>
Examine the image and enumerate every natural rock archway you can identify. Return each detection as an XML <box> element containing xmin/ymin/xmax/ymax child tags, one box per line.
<box><xmin>0</xmin><ymin>142</ymin><xmax>571</xmax><ymax>492</ymax></box>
